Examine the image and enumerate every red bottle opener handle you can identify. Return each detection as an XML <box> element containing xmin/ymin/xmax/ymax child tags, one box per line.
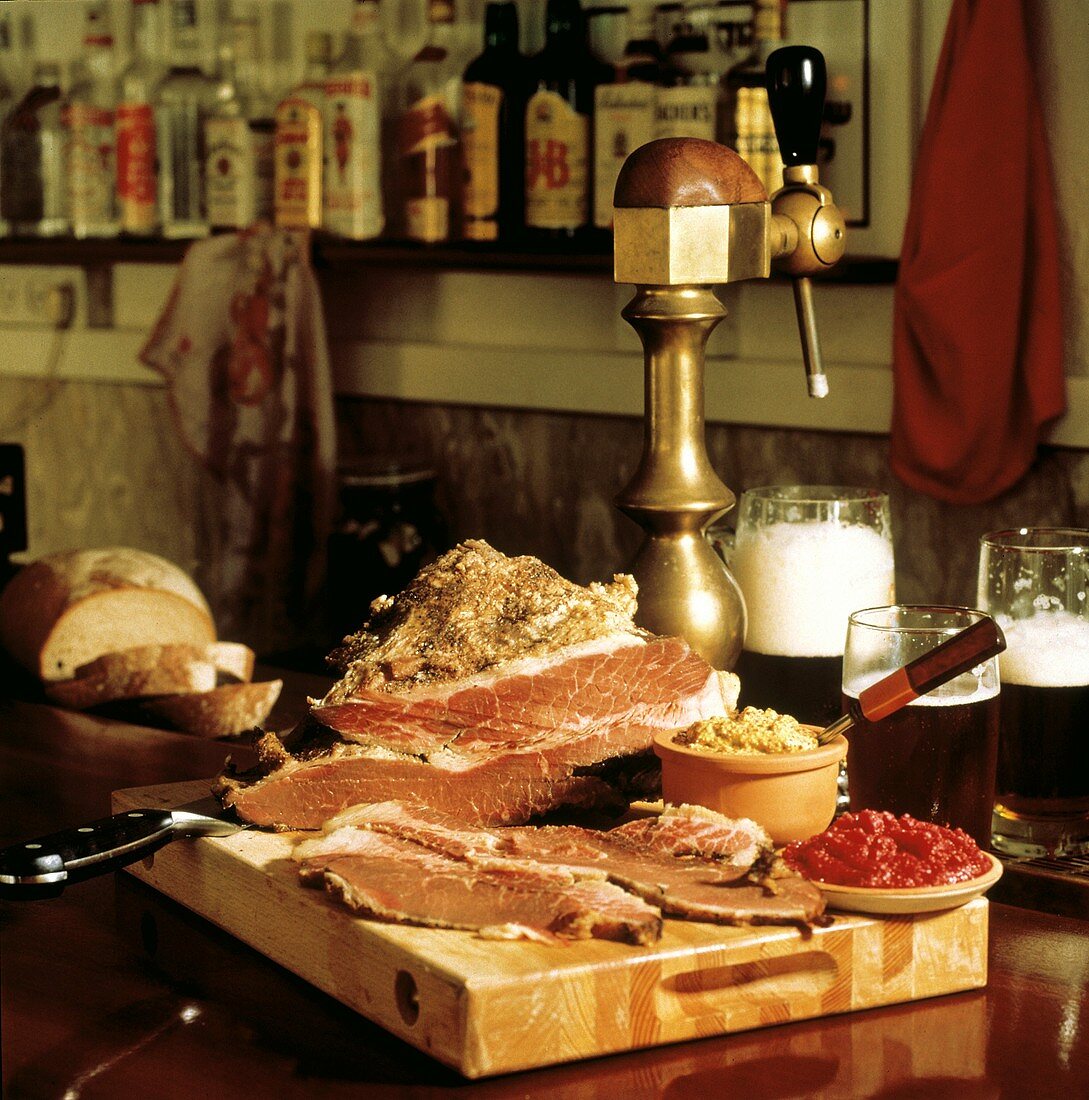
<box><xmin>856</xmin><ymin>615</ymin><xmax>1006</xmax><ymax>723</ymax></box>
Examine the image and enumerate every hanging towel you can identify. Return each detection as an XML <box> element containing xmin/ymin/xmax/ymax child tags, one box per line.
<box><xmin>141</xmin><ymin>227</ymin><xmax>337</xmax><ymax>651</ymax></box>
<box><xmin>890</xmin><ymin>0</ymin><xmax>1065</xmax><ymax>504</ymax></box>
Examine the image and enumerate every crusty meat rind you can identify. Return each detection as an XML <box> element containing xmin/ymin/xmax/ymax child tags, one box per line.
<box><xmin>322</xmin><ymin>539</ymin><xmax>644</xmax><ymax>701</ymax></box>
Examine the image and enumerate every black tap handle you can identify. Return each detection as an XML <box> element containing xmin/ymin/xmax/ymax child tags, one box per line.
<box><xmin>765</xmin><ymin>45</ymin><xmax>827</xmax><ymax>168</ymax></box>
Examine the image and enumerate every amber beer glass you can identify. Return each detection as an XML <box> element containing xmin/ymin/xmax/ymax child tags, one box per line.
<box><xmin>727</xmin><ymin>486</ymin><xmax>895</xmax><ymax>725</ymax></box>
<box><xmin>979</xmin><ymin>529</ymin><xmax>1089</xmax><ymax>856</ymax></box>
<box><xmin>842</xmin><ymin>606</ymin><xmax>1001</xmax><ymax>847</ymax></box>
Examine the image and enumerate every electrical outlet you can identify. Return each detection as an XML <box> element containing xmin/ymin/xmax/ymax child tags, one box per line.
<box><xmin>0</xmin><ymin>266</ymin><xmax>85</xmax><ymax>328</ymax></box>
<box><xmin>0</xmin><ymin>443</ymin><xmax>28</xmax><ymax>556</ymax></box>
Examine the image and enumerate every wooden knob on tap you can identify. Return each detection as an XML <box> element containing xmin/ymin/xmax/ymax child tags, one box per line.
<box><xmin>614</xmin><ymin>138</ymin><xmax>768</xmax><ymax>209</ymax></box>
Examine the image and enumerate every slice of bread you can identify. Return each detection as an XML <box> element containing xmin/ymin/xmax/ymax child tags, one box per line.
<box><xmin>0</xmin><ymin>548</ymin><xmax>216</xmax><ymax>682</ymax></box>
<box><xmin>136</xmin><ymin>680</ymin><xmax>284</xmax><ymax>738</ymax></box>
<box><xmin>44</xmin><ymin>641</ymin><xmax>256</xmax><ymax>711</ymax></box>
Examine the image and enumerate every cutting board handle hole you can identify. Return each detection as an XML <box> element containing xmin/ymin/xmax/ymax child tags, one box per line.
<box><xmin>661</xmin><ymin>951</ymin><xmax>837</xmax><ymax>998</ymax></box>
<box><xmin>395</xmin><ymin>969</ymin><xmax>420</xmax><ymax>1026</ymax></box>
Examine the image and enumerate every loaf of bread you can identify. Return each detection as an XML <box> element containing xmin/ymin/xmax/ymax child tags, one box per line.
<box><xmin>0</xmin><ymin>548</ymin><xmax>216</xmax><ymax>681</ymax></box>
<box><xmin>2</xmin><ymin>547</ymin><xmax>283</xmax><ymax>737</ymax></box>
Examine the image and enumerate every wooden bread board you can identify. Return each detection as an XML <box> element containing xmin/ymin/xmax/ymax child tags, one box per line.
<box><xmin>113</xmin><ymin>780</ymin><xmax>990</xmax><ymax>1079</ymax></box>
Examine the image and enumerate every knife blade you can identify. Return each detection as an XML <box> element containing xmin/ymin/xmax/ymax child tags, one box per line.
<box><xmin>0</xmin><ymin>796</ymin><xmax>245</xmax><ymax>900</ymax></box>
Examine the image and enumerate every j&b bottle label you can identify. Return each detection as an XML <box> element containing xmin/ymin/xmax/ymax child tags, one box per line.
<box><xmin>525</xmin><ymin>89</ymin><xmax>588</xmax><ymax>230</ymax></box>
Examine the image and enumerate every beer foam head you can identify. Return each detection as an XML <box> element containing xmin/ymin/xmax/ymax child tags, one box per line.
<box><xmin>731</xmin><ymin>521</ymin><xmax>895</xmax><ymax>657</ymax></box>
<box><xmin>997</xmin><ymin>611</ymin><xmax>1089</xmax><ymax>687</ymax></box>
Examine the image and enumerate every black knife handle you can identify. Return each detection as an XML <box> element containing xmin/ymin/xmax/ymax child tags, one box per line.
<box><xmin>766</xmin><ymin>45</ymin><xmax>827</xmax><ymax>168</ymax></box>
<box><xmin>0</xmin><ymin>809</ymin><xmax>177</xmax><ymax>899</ymax></box>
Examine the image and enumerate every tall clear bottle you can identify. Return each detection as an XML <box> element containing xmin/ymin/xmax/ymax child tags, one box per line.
<box><xmin>323</xmin><ymin>0</ymin><xmax>387</xmax><ymax>241</ymax></box>
<box><xmin>65</xmin><ymin>3</ymin><xmax>120</xmax><ymax>238</ymax></box>
<box><xmin>117</xmin><ymin>0</ymin><xmax>165</xmax><ymax>237</ymax></box>
<box><xmin>524</xmin><ymin>0</ymin><xmax>607</xmax><ymax>240</ymax></box>
<box><xmin>593</xmin><ymin>5</ymin><xmax>660</xmax><ymax>230</ymax></box>
<box><xmin>274</xmin><ymin>31</ymin><xmax>331</xmax><ymax>230</ymax></box>
<box><xmin>0</xmin><ymin>7</ymin><xmax>17</xmax><ymax>236</ymax></box>
<box><xmin>1</xmin><ymin>63</ymin><xmax>67</xmax><ymax>237</ymax></box>
<box><xmin>461</xmin><ymin>1</ymin><xmax>524</xmax><ymax>242</ymax></box>
<box><xmin>156</xmin><ymin>0</ymin><xmax>217</xmax><ymax>238</ymax></box>
<box><xmin>724</xmin><ymin>0</ymin><xmax>785</xmax><ymax>194</ymax></box>
<box><xmin>204</xmin><ymin>16</ymin><xmax>275</xmax><ymax>230</ymax></box>
<box><xmin>655</xmin><ymin>10</ymin><xmax>719</xmax><ymax>142</ymax></box>
<box><xmin>394</xmin><ymin>0</ymin><xmax>462</xmax><ymax>243</ymax></box>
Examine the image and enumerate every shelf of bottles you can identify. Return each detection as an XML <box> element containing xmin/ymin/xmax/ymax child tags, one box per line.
<box><xmin>0</xmin><ymin>0</ymin><xmax>895</xmax><ymax>283</ymax></box>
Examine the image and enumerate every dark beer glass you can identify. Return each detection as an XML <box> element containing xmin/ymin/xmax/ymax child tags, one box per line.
<box><xmin>979</xmin><ymin>529</ymin><xmax>1089</xmax><ymax>856</ymax></box>
<box><xmin>842</xmin><ymin>605</ymin><xmax>1001</xmax><ymax>847</ymax></box>
<box><xmin>725</xmin><ymin>486</ymin><xmax>894</xmax><ymax>726</ymax></box>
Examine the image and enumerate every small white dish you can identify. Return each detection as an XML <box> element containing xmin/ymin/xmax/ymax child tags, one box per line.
<box><xmin>816</xmin><ymin>853</ymin><xmax>1003</xmax><ymax>915</ymax></box>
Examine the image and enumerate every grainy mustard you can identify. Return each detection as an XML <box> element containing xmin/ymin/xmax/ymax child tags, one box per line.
<box><xmin>674</xmin><ymin>707</ymin><xmax>818</xmax><ymax>755</ymax></box>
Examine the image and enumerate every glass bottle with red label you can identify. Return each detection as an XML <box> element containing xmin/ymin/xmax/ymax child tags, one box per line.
<box><xmin>461</xmin><ymin>1</ymin><xmax>524</xmax><ymax>243</ymax></box>
<box><xmin>116</xmin><ymin>0</ymin><xmax>165</xmax><ymax>237</ymax></box>
<box><xmin>274</xmin><ymin>31</ymin><xmax>332</xmax><ymax>231</ymax></box>
<box><xmin>65</xmin><ymin>3</ymin><xmax>120</xmax><ymax>238</ymax></box>
<box><xmin>524</xmin><ymin>0</ymin><xmax>607</xmax><ymax>241</ymax></box>
<box><xmin>394</xmin><ymin>0</ymin><xmax>463</xmax><ymax>244</ymax></box>
<box><xmin>323</xmin><ymin>0</ymin><xmax>388</xmax><ymax>241</ymax></box>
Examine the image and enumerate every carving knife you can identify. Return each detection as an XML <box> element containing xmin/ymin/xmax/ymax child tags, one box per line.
<box><xmin>0</xmin><ymin>796</ymin><xmax>245</xmax><ymax>900</ymax></box>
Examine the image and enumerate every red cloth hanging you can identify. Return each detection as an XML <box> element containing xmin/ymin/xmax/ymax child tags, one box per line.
<box><xmin>890</xmin><ymin>0</ymin><xmax>1065</xmax><ymax>504</ymax></box>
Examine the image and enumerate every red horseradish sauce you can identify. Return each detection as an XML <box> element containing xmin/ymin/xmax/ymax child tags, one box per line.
<box><xmin>783</xmin><ymin>809</ymin><xmax>992</xmax><ymax>888</ymax></box>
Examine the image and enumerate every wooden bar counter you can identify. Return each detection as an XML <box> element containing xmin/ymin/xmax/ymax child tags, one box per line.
<box><xmin>3</xmin><ymin>673</ymin><xmax>1089</xmax><ymax>1097</ymax></box>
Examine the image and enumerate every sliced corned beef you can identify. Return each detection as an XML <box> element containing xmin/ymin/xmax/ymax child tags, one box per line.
<box><xmin>217</xmin><ymin>541</ymin><xmax>739</xmax><ymax>829</ymax></box>
<box><xmin>296</xmin><ymin>826</ymin><xmax>663</xmax><ymax>945</ymax></box>
<box><xmin>298</xmin><ymin>801</ymin><xmax>827</xmax><ymax>933</ymax></box>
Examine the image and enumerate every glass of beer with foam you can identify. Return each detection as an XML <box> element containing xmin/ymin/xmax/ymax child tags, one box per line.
<box><xmin>726</xmin><ymin>486</ymin><xmax>895</xmax><ymax>726</ymax></box>
<box><xmin>979</xmin><ymin>529</ymin><xmax>1089</xmax><ymax>857</ymax></box>
<box><xmin>842</xmin><ymin>605</ymin><xmax>1002</xmax><ymax>847</ymax></box>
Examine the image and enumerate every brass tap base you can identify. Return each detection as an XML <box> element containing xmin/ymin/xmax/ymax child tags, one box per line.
<box><xmin>616</xmin><ymin>284</ymin><xmax>747</xmax><ymax>671</ymax></box>
<box><xmin>626</xmin><ymin>531</ymin><xmax>746</xmax><ymax>672</ymax></box>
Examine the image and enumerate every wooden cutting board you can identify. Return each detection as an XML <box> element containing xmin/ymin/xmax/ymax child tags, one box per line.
<box><xmin>113</xmin><ymin>780</ymin><xmax>990</xmax><ymax>1079</ymax></box>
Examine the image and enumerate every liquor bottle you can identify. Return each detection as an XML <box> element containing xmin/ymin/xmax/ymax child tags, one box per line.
<box><xmin>0</xmin><ymin>63</ymin><xmax>67</xmax><ymax>237</ymax></box>
<box><xmin>524</xmin><ymin>0</ymin><xmax>606</xmax><ymax>240</ymax></box>
<box><xmin>461</xmin><ymin>1</ymin><xmax>523</xmax><ymax>242</ymax></box>
<box><xmin>724</xmin><ymin>0</ymin><xmax>785</xmax><ymax>194</ymax></box>
<box><xmin>0</xmin><ymin>8</ymin><xmax>16</xmax><ymax>236</ymax></box>
<box><xmin>204</xmin><ymin>17</ymin><xmax>275</xmax><ymax>230</ymax></box>
<box><xmin>593</xmin><ymin>6</ymin><xmax>660</xmax><ymax>230</ymax></box>
<box><xmin>117</xmin><ymin>0</ymin><xmax>165</xmax><ymax>237</ymax></box>
<box><xmin>655</xmin><ymin>11</ymin><xmax>719</xmax><ymax>142</ymax></box>
<box><xmin>712</xmin><ymin>1</ymin><xmax>754</xmax><ymax>71</ymax></box>
<box><xmin>323</xmin><ymin>0</ymin><xmax>387</xmax><ymax>241</ymax></box>
<box><xmin>394</xmin><ymin>0</ymin><xmax>463</xmax><ymax>243</ymax></box>
<box><xmin>653</xmin><ymin>2</ymin><xmax>683</xmax><ymax>53</ymax></box>
<box><xmin>64</xmin><ymin>4</ymin><xmax>120</xmax><ymax>238</ymax></box>
<box><xmin>156</xmin><ymin>0</ymin><xmax>217</xmax><ymax>238</ymax></box>
<box><xmin>274</xmin><ymin>31</ymin><xmax>331</xmax><ymax>230</ymax></box>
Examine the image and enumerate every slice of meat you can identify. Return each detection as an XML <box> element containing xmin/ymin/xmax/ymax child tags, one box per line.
<box><xmin>220</xmin><ymin>731</ymin><xmax>644</xmax><ymax>829</ymax></box>
<box><xmin>606</xmin><ymin>803</ymin><xmax>770</xmax><ymax>866</ymax></box>
<box><xmin>296</xmin><ymin>828</ymin><xmax>662</xmax><ymax>945</ymax></box>
<box><xmin>312</xmin><ymin>634</ymin><xmax>733</xmax><ymax>754</ymax></box>
<box><xmin>304</xmin><ymin>801</ymin><xmax>826</xmax><ymax>930</ymax></box>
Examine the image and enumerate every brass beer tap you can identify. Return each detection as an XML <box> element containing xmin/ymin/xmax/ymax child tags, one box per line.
<box><xmin>612</xmin><ymin>46</ymin><xmax>846</xmax><ymax>670</ymax></box>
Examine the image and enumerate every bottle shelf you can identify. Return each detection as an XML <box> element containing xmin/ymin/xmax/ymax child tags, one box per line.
<box><xmin>0</xmin><ymin>233</ymin><xmax>897</xmax><ymax>283</ymax></box>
